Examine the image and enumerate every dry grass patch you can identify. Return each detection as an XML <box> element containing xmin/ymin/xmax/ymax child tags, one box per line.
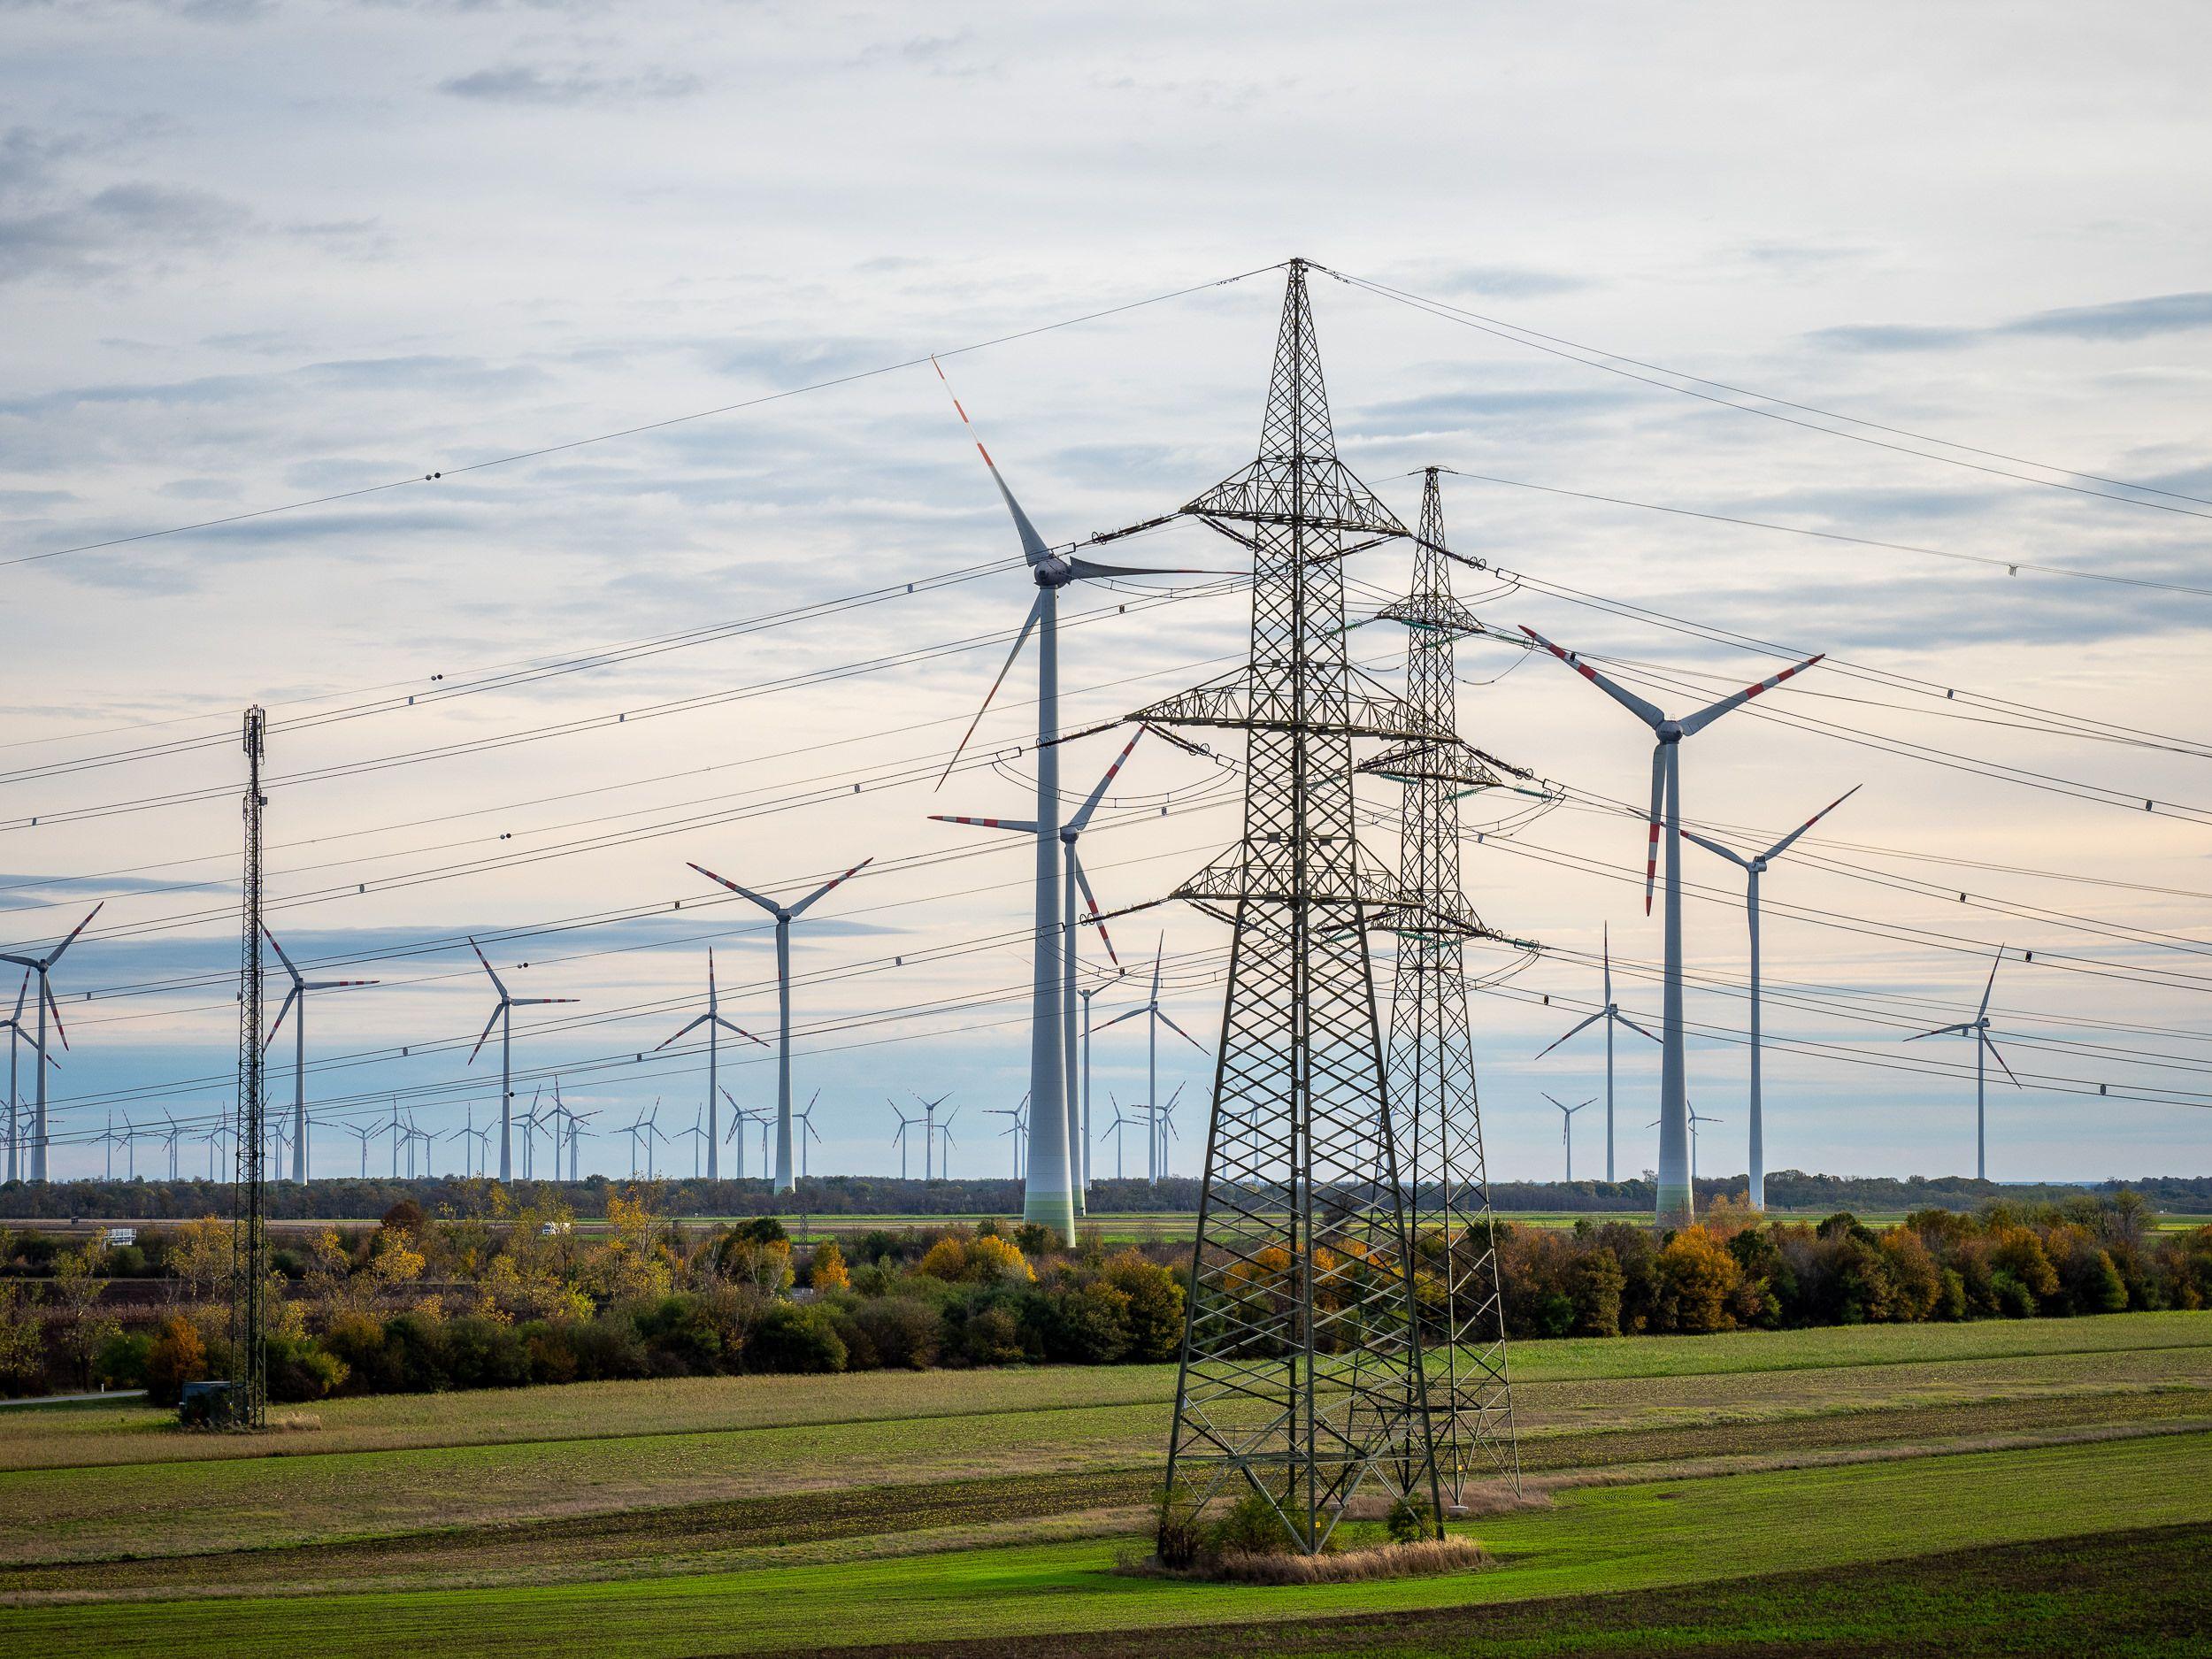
<box><xmin>1122</xmin><ymin>1535</ymin><xmax>1492</xmax><ymax>1585</ymax></box>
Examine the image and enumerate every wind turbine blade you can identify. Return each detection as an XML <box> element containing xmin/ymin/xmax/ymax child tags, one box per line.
<box><xmin>1156</xmin><ymin>1010</ymin><xmax>1207</xmax><ymax>1053</ymax></box>
<box><xmin>1679</xmin><ymin>827</ymin><xmax>1749</xmax><ymax>869</ymax></box>
<box><xmin>1762</xmin><ymin>784</ymin><xmax>1862</xmax><ymax>864</ymax></box>
<box><xmin>1643</xmin><ymin>742</ymin><xmax>1665</xmax><ymax>916</ymax></box>
<box><xmin>10</xmin><ymin>970</ymin><xmax>26</xmax><ymax>1023</ymax></box>
<box><xmin>44</xmin><ymin>902</ymin><xmax>103</xmax><ymax>969</ymax></box>
<box><xmin>655</xmin><ymin>1013</ymin><xmax>711</xmax><ymax>1050</ymax></box>
<box><xmin>686</xmin><ymin>862</ymin><xmax>781</xmax><ymax>916</ymax></box>
<box><xmin>465</xmin><ymin>1003</ymin><xmax>502</xmax><ymax>1064</ymax></box>
<box><xmin>1614</xmin><ymin>1010</ymin><xmax>1663</xmax><ymax>1044</ymax></box>
<box><xmin>1064</xmin><ymin>555</ymin><xmax>1208</xmax><ymax>580</ymax></box>
<box><xmin>259</xmin><ymin>922</ymin><xmax>301</xmax><ymax>980</ymax></box>
<box><xmin>1071</xmin><ymin>851</ymin><xmax>1121</xmax><ymax>968</ymax></box>
<box><xmin>1068</xmin><ymin>730</ymin><xmax>1143</xmax><ymax>833</ymax></box>
<box><xmin>512</xmin><ymin>997</ymin><xmax>581</xmax><ymax>1007</ymax></box>
<box><xmin>264</xmin><ymin>986</ymin><xmax>301</xmax><ymax>1048</ymax></box>
<box><xmin>929</xmin><ymin>814</ymin><xmax>1039</xmax><ymax>833</ymax></box>
<box><xmin>790</xmin><ymin>855</ymin><xmax>875</xmax><ymax>918</ymax></box>
<box><xmin>467</xmin><ymin>938</ymin><xmax>508</xmax><ymax>996</ymax></box>
<box><xmin>715</xmin><ymin>1015</ymin><xmax>771</xmax><ymax>1048</ymax></box>
<box><xmin>1983</xmin><ymin>1033</ymin><xmax>2023</xmax><ymax>1087</ymax></box>
<box><xmin>1905</xmin><ymin>1023</ymin><xmax>1973</xmax><ymax>1042</ymax></box>
<box><xmin>934</xmin><ymin>589</ymin><xmax>1046</xmax><ymax>790</ymax></box>
<box><xmin>1532</xmin><ymin>1009</ymin><xmax>1606</xmax><ymax>1059</ymax></box>
<box><xmin>932</xmin><ymin>357</ymin><xmax>1055</xmax><ymax>566</ymax></box>
<box><xmin>1978</xmin><ymin>947</ymin><xmax>2004</xmax><ymax>1020</ymax></box>
<box><xmin>1519</xmin><ymin>626</ymin><xmax>1666</xmax><ymax>729</ymax></box>
<box><xmin>42</xmin><ymin>979</ymin><xmax>69</xmax><ymax>1051</ymax></box>
<box><xmin>1677</xmin><ymin>651</ymin><xmax>1826</xmax><ymax>738</ymax></box>
<box><xmin>1149</xmin><ymin>935</ymin><xmax>1164</xmax><ymax>1002</ymax></box>
<box><xmin>1095</xmin><ymin>1006</ymin><xmax>1148</xmax><ymax>1032</ymax></box>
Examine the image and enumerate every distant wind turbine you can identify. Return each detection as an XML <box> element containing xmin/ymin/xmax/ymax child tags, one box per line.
<box><xmin>465</xmin><ymin>939</ymin><xmax>579</xmax><ymax>1182</ymax></box>
<box><xmin>1532</xmin><ymin>926</ymin><xmax>1658</xmax><ymax>1181</ymax></box>
<box><xmin>1095</xmin><ymin>938</ymin><xmax>1205</xmax><ymax>1181</ymax></box>
<box><xmin>686</xmin><ymin>857</ymin><xmax>872</xmax><ymax>1194</ymax></box>
<box><xmin>1908</xmin><ymin>947</ymin><xmax>2020</xmax><ymax>1181</ymax></box>
<box><xmin>654</xmin><ymin>949</ymin><xmax>766</xmax><ymax>1183</ymax></box>
<box><xmin>262</xmin><ymin>925</ymin><xmax>378</xmax><ymax>1183</ymax></box>
<box><xmin>1521</xmin><ymin>627</ymin><xmax>1821</xmax><ymax>1226</ymax></box>
<box><xmin>1681</xmin><ymin>787</ymin><xmax>1860</xmax><ymax>1210</ymax></box>
<box><xmin>4</xmin><ymin>971</ymin><xmax>60</xmax><ymax>1186</ymax></box>
<box><xmin>0</xmin><ymin>903</ymin><xmax>101</xmax><ymax>1183</ymax></box>
<box><xmin>1547</xmin><ymin>1093</ymin><xmax>1593</xmax><ymax>1183</ymax></box>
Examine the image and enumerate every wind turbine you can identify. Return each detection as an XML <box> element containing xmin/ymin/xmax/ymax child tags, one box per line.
<box><xmin>793</xmin><ymin>1090</ymin><xmax>824</xmax><ymax>1181</ymax></box>
<box><xmin>1548</xmin><ymin>1094</ymin><xmax>1593</xmax><ymax>1183</ymax></box>
<box><xmin>1908</xmin><ymin>947</ymin><xmax>2020</xmax><ymax>1181</ymax></box>
<box><xmin>0</xmin><ymin>902</ymin><xmax>100</xmax><ymax>1182</ymax></box>
<box><xmin>686</xmin><ymin>857</ymin><xmax>871</xmax><ymax>1194</ymax></box>
<box><xmin>1532</xmin><ymin>926</ymin><xmax>1658</xmax><ymax>1182</ymax></box>
<box><xmin>444</xmin><ymin>1109</ymin><xmax>478</xmax><ymax>1177</ymax></box>
<box><xmin>261</xmin><ymin>926</ymin><xmax>378</xmax><ymax>1184</ymax></box>
<box><xmin>654</xmin><ymin>949</ymin><xmax>766</xmax><ymax>1183</ymax></box>
<box><xmin>926</xmin><ymin>358</ymin><xmax>1193</xmax><ymax>1244</ymax></box>
<box><xmin>1681</xmin><ymin>787</ymin><xmax>1859</xmax><ymax>1210</ymax></box>
<box><xmin>159</xmin><ymin>1110</ymin><xmax>183</xmax><ymax>1181</ymax></box>
<box><xmin>1095</xmin><ymin>938</ymin><xmax>1205</xmax><ymax>1181</ymax></box>
<box><xmin>933</xmin><ymin>730</ymin><xmax>1140</xmax><ymax>1215</ymax></box>
<box><xmin>911</xmin><ymin>1092</ymin><xmax>955</xmax><ymax>1181</ymax></box>
<box><xmin>3</xmin><ymin>970</ymin><xmax>59</xmax><ymax>1186</ymax></box>
<box><xmin>887</xmin><ymin>1099</ymin><xmax>924</xmax><ymax>1181</ymax></box>
<box><xmin>206</xmin><ymin>1119</ymin><xmax>236</xmax><ymax>1182</ymax></box>
<box><xmin>1520</xmin><ymin>628</ymin><xmax>1822</xmax><ymax>1227</ymax></box>
<box><xmin>1153</xmin><ymin>1083</ymin><xmax>1184</xmax><ymax>1180</ymax></box>
<box><xmin>1105</xmin><ymin>1094</ymin><xmax>1135</xmax><ymax>1180</ymax></box>
<box><xmin>678</xmin><ymin>1105</ymin><xmax>708</xmax><ymax>1179</ymax></box>
<box><xmin>987</xmin><ymin>1093</ymin><xmax>1031</xmax><ymax>1179</ymax></box>
<box><xmin>465</xmin><ymin>939</ymin><xmax>579</xmax><ymax>1182</ymax></box>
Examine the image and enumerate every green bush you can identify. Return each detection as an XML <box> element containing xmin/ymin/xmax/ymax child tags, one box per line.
<box><xmin>747</xmin><ymin>1302</ymin><xmax>845</xmax><ymax>1373</ymax></box>
<box><xmin>1990</xmin><ymin>1268</ymin><xmax>2038</xmax><ymax>1319</ymax></box>
<box><xmin>96</xmin><ymin>1331</ymin><xmax>151</xmax><ymax>1389</ymax></box>
<box><xmin>1386</xmin><ymin>1494</ymin><xmax>1434</xmax><ymax>1545</ymax></box>
<box><xmin>851</xmin><ymin>1297</ymin><xmax>940</xmax><ymax>1370</ymax></box>
<box><xmin>1210</xmin><ymin>1489</ymin><xmax>1295</xmax><ymax>1556</ymax></box>
<box><xmin>265</xmin><ymin>1333</ymin><xmax>345</xmax><ymax>1402</ymax></box>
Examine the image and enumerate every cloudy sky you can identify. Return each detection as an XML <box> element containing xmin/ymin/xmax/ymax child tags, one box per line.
<box><xmin>3</xmin><ymin>0</ymin><xmax>2208</xmax><ymax>1189</ymax></box>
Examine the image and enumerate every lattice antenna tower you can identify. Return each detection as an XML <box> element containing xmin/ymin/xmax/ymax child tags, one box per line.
<box><xmin>228</xmin><ymin>706</ymin><xmax>269</xmax><ymax>1430</ymax></box>
<box><xmin>1131</xmin><ymin>260</ymin><xmax>1446</xmax><ymax>1553</ymax></box>
<box><xmin>1367</xmin><ymin>468</ymin><xmax>1522</xmax><ymax>1502</ymax></box>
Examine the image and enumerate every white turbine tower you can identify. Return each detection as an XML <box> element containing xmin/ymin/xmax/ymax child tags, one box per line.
<box><xmin>262</xmin><ymin>925</ymin><xmax>378</xmax><ymax>1184</ymax></box>
<box><xmin>1681</xmin><ymin>787</ymin><xmax>1859</xmax><ymax>1210</ymax></box>
<box><xmin>0</xmin><ymin>903</ymin><xmax>100</xmax><ymax>1183</ymax></box>
<box><xmin>926</xmin><ymin>360</ymin><xmax>1192</xmax><ymax>1244</ymax></box>
<box><xmin>1532</xmin><ymin>926</ymin><xmax>1658</xmax><ymax>1182</ymax></box>
<box><xmin>686</xmin><ymin>857</ymin><xmax>872</xmax><ymax>1194</ymax></box>
<box><xmin>1908</xmin><ymin>947</ymin><xmax>2020</xmax><ymax>1181</ymax></box>
<box><xmin>1520</xmin><ymin>628</ymin><xmax>1823</xmax><ymax>1227</ymax></box>
<box><xmin>1095</xmin><ymin>938</ymin><xmax>1205</xmax><ymax>1182</ymax></box>
<box><xmin>653</xmin><ymin>949</ymin><xmax>766</xmax><ymax>1183</ymax></box>
<box><xmin>933</xmin><ymin>730</ymin><xmax>1139</xmax><ymax>1216</ymax></box>
<box><xmin>1547</xmin><ymin>1093</ymin><xmax>1593</xmax><ymax>1183</ymax></box>
<box><xmin>465</xmin><ymin>939</ymin><xmax>579</xmax><ymax>1182</ymax></box>
<box><xmin>4</xmin><ymin>971</ymin><xmax>60</xmax><ymax>1186</ymax></box>
<box><xmin>887</xmin><ymin>1099</ymin><xmax>924</xmax><ymax>1181</ymax></box>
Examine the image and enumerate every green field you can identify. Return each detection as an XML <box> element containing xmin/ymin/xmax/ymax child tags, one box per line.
<box><xmin>2</xmin><ymin>1312</ymin><xmax>2206</xmax><ymax>1655</ymax></box>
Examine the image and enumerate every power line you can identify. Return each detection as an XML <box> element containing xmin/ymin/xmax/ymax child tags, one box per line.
<box><xmin>9</xmin><ymin>265</ymin><xmax>1283</xmax><ymax>570</ymax></box>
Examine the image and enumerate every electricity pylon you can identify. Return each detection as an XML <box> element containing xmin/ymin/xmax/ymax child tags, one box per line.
<box><xmin>229</xmin><ymin>707</ymin><xmax>270</xmax><ymax>1430</ymax></box>
<box><xmin>1130</xmin><ymin>260</ymin><xmax>1446</xmax><ymax>1553</ymax></box>
<box><xmin>1367</xmin><ymin>469</ymin><xmax>1520</xmax><ymax>1502</ymax></box>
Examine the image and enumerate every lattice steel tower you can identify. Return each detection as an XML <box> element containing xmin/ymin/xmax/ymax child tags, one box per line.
<box><xmin>1137</xmin><ymin>261</ymin><xmax>1447</xmax><ymax>1552</ymax></box>
<box><xmin>228</xmin><ymin>706</ymin><xmax>269</xmax><ymax>1429</ymax></box>
<box><xmin>1368</xmin><ymin>469</ymin><xmax>1521</xmax><ymax>1502</ymax></box>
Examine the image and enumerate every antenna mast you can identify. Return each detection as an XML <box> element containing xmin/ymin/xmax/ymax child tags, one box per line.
<box><xmin>228</xmin><ymin>706</ymin><xmax>269</xmax><ymax>1430</ymax></box>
